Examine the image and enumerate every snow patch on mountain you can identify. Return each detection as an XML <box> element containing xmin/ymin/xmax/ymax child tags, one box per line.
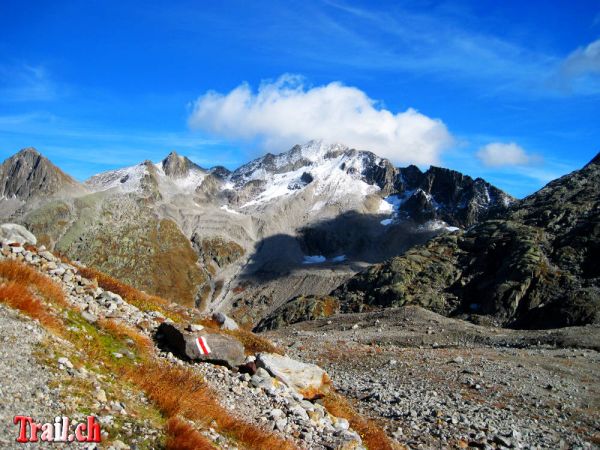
<box><xmin>378</xmin><ymin>193</ymin><xmax>411</xmax><ymax>226</ymax></box>
<box><xmin>417</xmin><ymin>220</ymin><xmax>461</xmax><ymax>233</ymax></box>
<box><xmin>331</xmin><ymin>255</ymin><xmax>347</xmax><ymax>262</ymax></box>
<box><xmin>303</xmin><ymin>255</ymin><xmax>326</xmax><ymax>264</ymax></box>
<box><xmin>220</xmin><ymin>205</ymin><xmax>241</xmax><ymax>215</ymax></box>
<box><xmin>302</xmin><ymin>254</ymin><xmax>348</xmax><ymax>264</ymax></box>
<box><xmin>378</xmin><ymin>198</ymin><xmax>394</xmax><ymax>213</ymax></box>
<box><xmin>86</xmin><ymin>160</ymin><xmax>207</xmax><ymax>195</ymax></box>
<box><xmin>86</xmin><ymin>163</ymin><xmax>148</xmax><ymax>193</ymax></box>
<box><xmin>237</xmin><ymin>141</ymin><xmax>382</xmax><ymax>208</ymax></box>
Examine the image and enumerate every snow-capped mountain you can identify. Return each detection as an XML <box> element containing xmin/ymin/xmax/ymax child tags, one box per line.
<box><xmin>79</xmin><ymin>140</ymin><xmax>511</xmax><ymax>228</ymax></box>
<box><xmin>223</xmin><ymin>140</ymin><xmax>512</xmax><ymax>227</ymax></box>
<box><xmin>85</xmin><ymin>151</ymin><xmax>209</xmax><ymax>196</ymax></box>
<box><xmin>227</xmin><ymin>140</ymin><xmax>394</xmax><ymax>210</ymax></box>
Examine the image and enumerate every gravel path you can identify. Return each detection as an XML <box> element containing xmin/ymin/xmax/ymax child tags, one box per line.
<box><xmin>0</xmin><ymin>304</ymin><xmax>67</xmax><ymax>449</ymax></box>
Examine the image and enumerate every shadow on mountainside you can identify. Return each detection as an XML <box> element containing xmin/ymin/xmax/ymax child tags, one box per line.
<box><xmin>238</xmin><ymin>211</ymin><xmax>443</xmax><ymax>283</ymax></box>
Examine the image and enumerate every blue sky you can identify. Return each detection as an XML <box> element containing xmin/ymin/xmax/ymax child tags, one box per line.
<box><xmin>1</xmin><ymin>1</ymin><xmax>599</xmax><ymax>198</ymax></box>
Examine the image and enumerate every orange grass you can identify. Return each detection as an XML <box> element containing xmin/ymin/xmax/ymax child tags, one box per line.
<box><xmin>165</xmin><ymin>417</ymin><xmax>216</xmax><ymax>450</ymax></box>
<box><xmin>222</xmin><ymin>328</ymin><xmax>284</xmax><ymax>355</ymax></box>
<box><xmin>0</xmin><ymin>259</ymin><xmax>67</xmax><ymax>306</ymax></box>
<box><xmin>0</xmin><ymin>281</ymin><xmax>63</xmax><ymax>331</ymax></box>
<box><xmin>130</xmin><ymin>362</ymin><xmax>298</xmax><ymax>450</ymax></box>
<box><xmin>322</xmin><ymin>390</ymin><xmax>395</xmax><ymax>450</ymax></box>
<box><xmin>75</xmin><ymin>264</ymin><xmax>185</xmax><ymax>322</ymax></box>
<box><xmin>0</xmin><ymin>258</ymin><xmax>296</xmax><ymax>450</ymax></box>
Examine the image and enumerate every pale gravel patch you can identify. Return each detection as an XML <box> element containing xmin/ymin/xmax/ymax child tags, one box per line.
<box><xmin>0</xmin><ymin>304</ymin><xmax>74</xmax><ymax>449</ymax></box>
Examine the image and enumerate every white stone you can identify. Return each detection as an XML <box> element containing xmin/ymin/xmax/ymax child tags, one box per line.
<box><xmin>39</xmin><ymin>250</ymin><xmax>55</xmax><ymax>261</ymax></box>
<box><xmin>334</xmin><ymin>417</ymin><xmax>350</xmax><ymax>431</ymax></box>
<box><xmin>212</xmin><ymin>312</ymin><xmax>239</xmax><ymax>330</ymax></box>
<box><xmin>0</xmin><ymin>223</ymin><xmax>37</xmax><ymax>245</ymax></box>
<box><xmin>57</xmin><ymin>357</ymin><xmax>73</xmax><ymax>369</ymax></box>
<box><xmin>95</xmin><ymin>389</ymin><xmax>107</xmax><ymax>403</ymax></box>
<box><xmin>269</xmin><ymin>408</ymin><xmax>284</xmax><ymax>419</ymax></box>
<box><xmin>256</xmin><ymin>352</ymin><xmax>330</xmax><ymax>399</ymax></box>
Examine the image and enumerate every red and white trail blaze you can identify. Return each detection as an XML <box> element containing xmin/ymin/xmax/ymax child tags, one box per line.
<box><xmin>195</xmin><ymin>336</ymin><xmax>211</xmax><ymax>355</ymax></box>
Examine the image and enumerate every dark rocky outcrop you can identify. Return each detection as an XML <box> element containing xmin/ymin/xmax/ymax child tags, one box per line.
<box><xmin>255</xmin><ymin>296</ymin><xmax>339</xmax><ymax>331</ymax></box>
<box><xmin>209</xmin><ymin>165</ymin><xmax>232</xmax><ymax>179</ymax></box>
<box><xmin>360</xmin><ymin>152</ymin><xmax>397</xmax><ymax>195</ymax></box>
<box><xmin>394</xmin><ymin>165</ymin><xmax>514</xmax><ymax>227</ymax></box>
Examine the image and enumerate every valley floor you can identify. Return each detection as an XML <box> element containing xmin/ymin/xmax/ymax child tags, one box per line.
<box><xmin>265</xmin><ymin>307</ymin><xmax>600</xmax><ymax>449</ymax></box>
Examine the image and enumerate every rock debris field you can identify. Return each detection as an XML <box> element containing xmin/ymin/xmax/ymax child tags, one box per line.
<box><xmin>266</xmin><ymin>308</ymin><xmax>600</xmax><ymax>449</ymax></box>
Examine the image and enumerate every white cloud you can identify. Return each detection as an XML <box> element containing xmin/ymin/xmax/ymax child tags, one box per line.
<box><xmin>554</xmin><ymin>39</ymin><xmax>600</xmax><ymax>93</ymax></box>
<box><xmin>561</xmin><ymin>39</ymin><xmax>600</xmax><ymax>77</ymax></box>
<box><xmin>188</xmin><ymin>75</ymin><xmax>453</xmax><ymax>165</ymax></box>
<box><xmin>477</xmin><ymin>142</ymin><xmax>539</xmax><ymax>167</ymax></box>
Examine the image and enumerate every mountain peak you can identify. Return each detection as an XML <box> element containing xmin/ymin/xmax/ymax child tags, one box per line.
<box><xmin>0</xmin><ymin>148</ymin><xmax>81</xmax><ymax>200</ymax></box>
<box><xmin>16</xmin><ymin>147</ymin><xmax>42</xmax><ymax>158</ymax></box>
<box><xmin>293</xmin><ymin>140</ymin><xmax>350</xmax><ymax>161</ymax></box>
<box><xmin>164</xmin><ymin>150</ymin><xmax>181</xmax><ymax>161</ymax></box>
<box><xmin>161</xmin><ymin>151</ymin><xmax>203</xmax><ymax>178</ymax></box>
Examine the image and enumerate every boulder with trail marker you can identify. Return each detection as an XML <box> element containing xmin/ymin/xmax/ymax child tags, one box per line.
<box><xmin>156</xmin><ymin>322</ymin><xmax>245</xmax><ymax>368</ymax></box>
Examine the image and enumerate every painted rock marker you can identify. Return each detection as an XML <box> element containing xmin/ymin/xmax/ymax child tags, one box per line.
<box><xmin>196</xmin><ymin>336</ymin><xmax>212</xmax><ymax>355</ymax></box>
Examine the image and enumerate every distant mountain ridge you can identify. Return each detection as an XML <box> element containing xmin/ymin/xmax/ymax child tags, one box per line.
<box><xmin>1</xmin><ymin>141</ymin><xmax>517</xmax><ymax>326</ymax></box>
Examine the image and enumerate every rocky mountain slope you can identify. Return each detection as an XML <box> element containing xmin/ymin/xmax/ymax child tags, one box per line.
<box><xmin>0</xmin><ymin>142</ymin><xmax>513</xmax><ymax>325</ymax></box>
<box><xmin>0</xmin><ymin>225</ymin><xmax>393</xmax><ymax>449</ymax></box>
<box><xmin>3</xmin><ymin>225</ymin><xmax>599</xmax><ymax>449</ymax></box>
<box><xmin>392</xmin><ymin>164</ymin><xmax>512</xmax><ymax>227</ymax></box>
<box><xmin>258</xmin><ymin>152</ymin><xmax>600</xmax><ymax>331</ymax></box>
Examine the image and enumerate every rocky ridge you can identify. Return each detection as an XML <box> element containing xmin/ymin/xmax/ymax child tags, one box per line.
<box><xmin>393</xmin><ymin>164</ymin><xmax>513</xmax><ymax>227</ymax></box>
